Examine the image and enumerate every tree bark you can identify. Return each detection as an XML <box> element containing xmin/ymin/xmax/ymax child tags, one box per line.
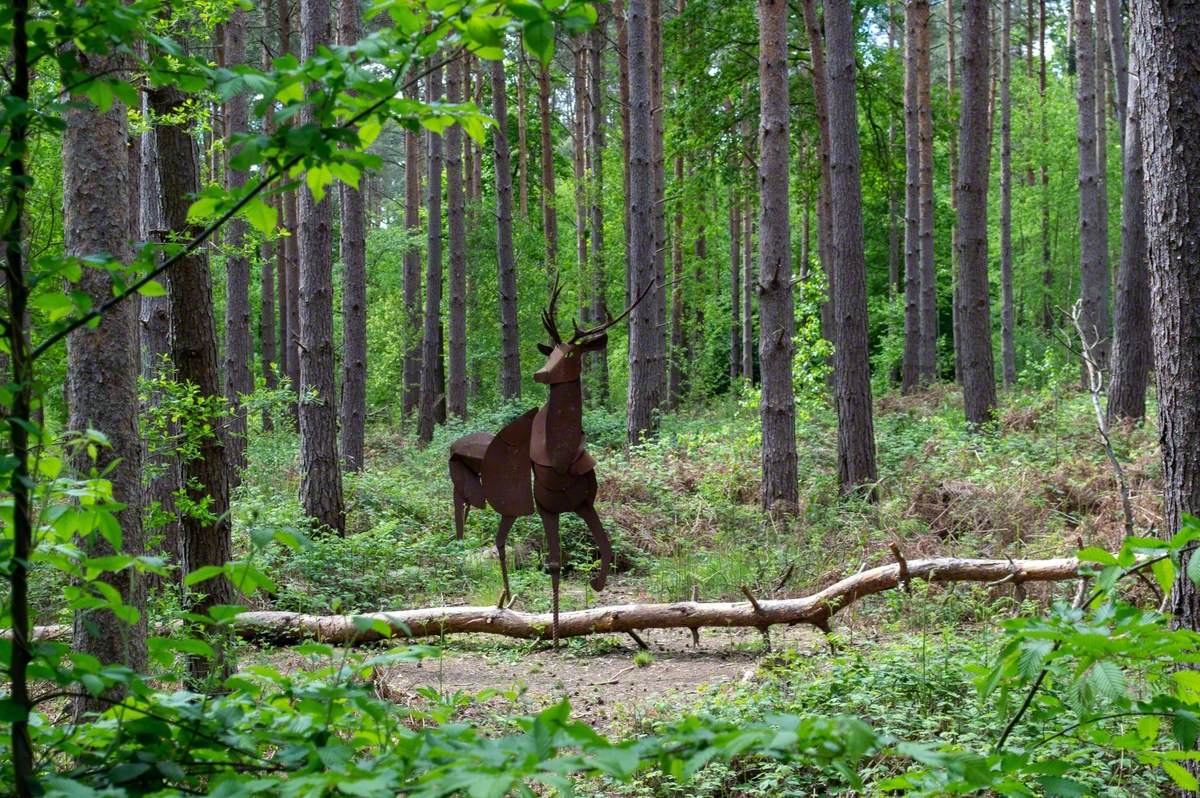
<box><xmin>915</xmin><ymin>0</ymin><xmax>937</xmax><ymax>384</ymax></box>
<box><xmin>901</xmin><ymin>0</ymin><xmax>922</xmax><ymax>393</ymax></box>
<box><xmin>418</xmin><ymin>61</ymin><xmax>445</xmax><ymax>444</ymax></box>
<box><xmin>65</xmin><ymin>53</ymin><xmax>147</xmax><ymax>717</ymax></box>
<box><xmin>757</xmin><ymin>0</ymin><xmax>798</xmax><ymax>511</ymax></box>
<box><xmin>573</xmin><ymin>35</ymin><xmax>591</xmax><ymax>364</ymax></box>
<box><xmin>447</xmin><ymin>53</ymin><xmax>469</xmax><ymax>421</ymax></box>
<box><xmin>260</xmin><ymin>46</ymin><xmax>278</xmax><ymax>425</ymax></box>
<box><xmin>955</xmin><ymin>0</ymin><xmax>998</xmax><ymax>427</ymax></box>
<box><xmin>947</xmin><ymin>0</ymin><xmax>964</xmax><ymax>380</ymax></box>
<box><xmin>801</xmin><ymin>0</ymin><xmax>835</xmax><ymax>344</ymax></box>
<box><xmin>403</xmin><ymin>80</ymin><xmax>423</xmax><ymax>417</ymax></box>
<box><xmin>1105</xmin><ymin>11</ymin><xmax>1150</xmax><ymax>422</ymax></box>
<box><xmin>730</xmin><ymin>182</ymin><xmax>742</xmax><ymax>382</ymax></box>
<box><xmin>494</xmin><ymin>56</ymin><xmax>522</xmax><ymax>401</ymax></box>
<box><xmin>278</xmin><ymin>0</ymin><xmax>300</xmax><ymax>410</ymax></box>
<box><xmin>588</xmin><ymin>21</ymin><xmax>610</xmax><ymax>406</ymax></box>
<box><xmin>1131</xmin><ymin>0</ymin><xmax>1200</xmax><ymax>631</ymax></box>
<box><xmin>517</xmin><ymin>51</ymin><xmax>530</xmax><ymax>218</ymax></box>
<box><xmin>1000</xmin><ymin>0</ymin><xmax>1017</xmax><ymax>387</ymax></box>
<box><xmin>149</xmin><ymin>83</ymin><xmax>236</xmax><ymax>668</ymax></box>
<box><xmin>298</xmin><ymin>0</ymin><xmax>346</xmax><ymax>533</ymax></box>
<box><xmin>742</xmin><ymin>189</ymin><xmax>755</xmax><ymax>382</ymax></box>
<box><xmin>337</xmin><ymin>0</ymin><xmax>367</xmax><ymax>469</ymax></box>
<box><xmin>616</xmin><ymin>0</ymin><xmax>632</xmax><ymax>307</ymax></box>
<box><xmin>825</xmin><ymin>0</ymin><xmax>879</xmax><ymax>493</ymax></box>
<box><xmin>650</xmin><ymin>0</ymin><xmax>667</xmax><ymax>383</ymax></box>
<box><xmin>538</xmin><ymin>61</ymin><xmax>559</xmax><ymax>272</ymax></box>
<box><xmin>668</xmin><ymin>152</ymin><xmax>685</xmax><ymax>406</ymax></box>
<box><xmin>1039</xmin><ymin>0</ymin><xmax>1052</xmax><ymax>331</ymax></box>
<box><xmin>1075</xmin><ymin>0</ymin><xmax>1111</xmax><ymax>370</ymax></box>
<box><xmin>626</xmin><ymin>0</ymin><xmax>663</xmax><ymax>444</ymax></box>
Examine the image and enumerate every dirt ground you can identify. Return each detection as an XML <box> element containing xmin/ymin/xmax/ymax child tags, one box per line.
<box><xmin>366</xmin><ymin>622</ymin><xmax>826</xmax><ymax>731</ymax></box>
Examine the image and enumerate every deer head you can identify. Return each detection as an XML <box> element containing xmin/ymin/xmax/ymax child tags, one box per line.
<box><xmin>534</xmin><ymin>277</ymin><xmax>653</xmax><ymax>385</ymax></box>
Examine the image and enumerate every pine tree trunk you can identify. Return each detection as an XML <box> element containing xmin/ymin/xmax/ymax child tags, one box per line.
<box><xmin>447</xmin><ymin>54</ymin><xmax>469</xmax><ymax>421</ymax></box>
<box><xmin>1105</xmin><ymin>5</ymin><xmax>1149</xmax><ymax>422</ymax></box>
<box><xmin>742</xmin><ymin>192</ymin><xmax>755</xmax><ymax>381</ymax></box>
<box><xmin>758</xmin><ymin>0</ymin><xmax>798</xmax><ymax>511</ymax></box>
<box><xmin>403</xmin><ymin>80</ymin><xmax>422</xmax><ymax>417</ymax></box>
<box><xmin>955</xmin><ymin>0</ymin><xmax>998</xmax><ymax>427</ymax></box>
<box><xmin>223</xmin><ymin>8</ymin><xmax>253</xmax><ymax>475</ymax></box>
<box><xmin>278</xmin><ymin>0</ymin><xmax>300</xmax><ymax>407</ymax></box>
<box><xmin>730</xmin><ymin>183</ymin><xmax>741</xmax><ymax>382</ymax></box>
<box><xmin>1000</xmin><ymin>0</ymin><xmax>1017</xmax><ymax>387</ymax></box>
<box><xmin>901</xmin><ymin>0</ymin><xmax>922</xmax><ymax>393</ymax></box>
<box><xmin>825</xmin><ymin>0</ymin><xmax>879</xmax><ymax>492</ymax></box>
<box><xmin>65</xmin><ymin>53</ymin><xmax>147</xmax><ymax>717</ymax></box>
<box><xmin>297</xmin><ymin>0</ymin><xmax>345</xmax><ymax>532</ymax></box>
<box><xmin>573</xmin><ymin>35</ymin><xmax>590</xmax><ymax>338</ymax></box>
<box><xmin>538</xmin><ymin>61</ymin><xmax>559</xmax><ymax>272</ymax></box>
<box><xmin>650</xmin><ymin>0</ymin><xmax>667</xmax><ymax>383</ymax></box>
<box><xmin>1039</xmin><ymin>0</ymin><xmax>1052</xmax><ymax>331</ymax></box>
<box><xmin>149</xmin><ymin>84</ymin><xmax>235</xmax><ymax>670</ymax></box>
<box><xmin>616</xmin><ymin>0</ymin><xmax>632</xmax><ymax>306</ymax></box>
<box><xmin>1075</xmin><ymin>0</ymin><xmax>1110</xmax><ymax>368</ymax></box>
<box><xmin>137</xmin><ymin>119</ymin><xmax>182</xmax><ymax>581</ymax></box>
<box><xmin>1132</xmin><ymin>0</ymin><xmax>1200</xmax><ymax>677</ymax></box>
<box><xmin>418</xmin><ymin>61</ymin><xmax>445</xmax><ymax>444</ymax></box>
<box><xmin>588</xmin><ymin>21</ymin><xmax>610</xmax><ymax>406</ymax></box>
<box><xmin>947</xmin><ymin>0</ymin><xmax>964</xmax><ymax>381</ymax></box>
<box><xmin>338</xmin><ymin>0</ymin><xmax>367</xmax><ymax>469</ymax></box>
<box><xmin>668</xmin><ymin>151</ymin><xmax>685</xmax><ymax>406</ymax></box>
<box><xmin>464</xmin><ymin>60</ymin><xmax>476</xmax><ymax>224</ymax></box>
<box><xmin>626</xmin><ymin>0</ymin><xmax>663</xmax><ymax>443</ymax></box>
<box><xmin>493</xmin><ymin>56</ymin><xmax>522</xmax><ymax>401</ymax></box>
<box><xmin>915</xmin><ymin>0</ymin><xmax>937</xmax><ymax>384</ymax></box>
<box><xmin>801</xmin><ymin>0</ymin><xmax>835</xmax><ymax>342</ymax></box>
<box><xmin>517</xmin><ymin>51</ymin><xmax>530</xmax><ymax>218</ymax></box>
<box><xmin>259</xmin><ymin>49</ymin><xmax>278</xmax><ymax>419</ymax></box>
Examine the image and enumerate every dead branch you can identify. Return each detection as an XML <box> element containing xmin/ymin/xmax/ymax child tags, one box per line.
<box><xmin>21</xmin><ymin>555</ymin><xmax>1088</xmax><ymax>646</ymax></box>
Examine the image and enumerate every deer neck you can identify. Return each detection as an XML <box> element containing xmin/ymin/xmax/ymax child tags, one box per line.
<box><xmin>541</xmin><ymin>379</ymin><xmax>584</xmax><ymax>469</ymax></box>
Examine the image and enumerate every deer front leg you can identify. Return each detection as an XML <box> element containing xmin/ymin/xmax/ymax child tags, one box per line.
<box><xmin>576</xmin><ymin>504</ymin><xmax>612</xmax><ymax>593</ymax></box>
<box><xmin>495</xmin><ymin>515</ymin><xmax>517</xmax><ymax>608</ymax></box>
<box><xmin>539</xmin><ymin>508</ymin><xmax>563</xmax><ymax>649</ymax></box>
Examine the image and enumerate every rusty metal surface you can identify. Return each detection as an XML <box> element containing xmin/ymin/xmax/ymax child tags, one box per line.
<box><xmin>447</xmin><ymin>277</ymin><xmax>655</xmax><ymax>644</ymax></box>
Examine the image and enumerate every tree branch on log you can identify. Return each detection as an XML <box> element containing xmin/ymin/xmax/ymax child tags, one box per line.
<box><xmin>21</xmin><ymin>556</ymin><xmax>1088</xmax><ymax>646</ymax></box>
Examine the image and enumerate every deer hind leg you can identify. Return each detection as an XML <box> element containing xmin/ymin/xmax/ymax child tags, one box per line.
<box><xmin>449</xmin><ymin>459</ymin><xmax>483</xmax><ymax>541</ymax></box>
<box><xmin>576</xmin><ymin>504</ymin><xmax>612</xmax><ymax>593</ymax></box>
<box><xmin>495</xmin><ymin>515</ymin><xmax>517</xmax><ymax>608</ymax></box>
<box><xmin>539</xmin><ymin>508</ymin><xmax>563</xmax><ymax>649</ymax></box>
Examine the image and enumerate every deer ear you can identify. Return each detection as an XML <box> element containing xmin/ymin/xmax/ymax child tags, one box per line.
<box><xmin>537</xmin><ymin>342</ymin><xmax>554</xmax><ymax>356</ymax></box>
<box><xmin>579</xmin><ymin>334</ymin><xmax>608</xmax><ymax>352</ymax></box>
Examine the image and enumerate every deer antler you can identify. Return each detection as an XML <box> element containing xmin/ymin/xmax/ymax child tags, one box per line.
<box><xmin>542</xmin><ymin>274</ymin><xmax>564</xmax><ymax>344</ymax></box>
<box><xmin>570</xmin><ymin>278</ymin><xmax>656</xmax><ymax>345</ymax></box>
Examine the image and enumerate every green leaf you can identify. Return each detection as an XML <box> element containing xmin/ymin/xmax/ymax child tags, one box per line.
<box><xmin>358</xmin><ymin>118</ymin><xmax>382</xmax><ymax>148</ymax></box>
<box><xmin>1164</xmin><ymin>762</ymin><xmax>1200</xmax><ymax>792</ymax></box>
<box><xmin>183</xmin><ymin>565</ymin><xmax>227</xmax><ymax>586</ymax></box>
<box><xmin>523</xmin><ymin>20</ymin><xmax>556</xmax><ymax>63</ymax></box>
<box><xmin>1186</xmin><ymin>551</ymin><xmax>1200</xmax><ymax>588</ymax></box>
<box><xmin>1152</xmin><ymin>557</ymin><xmax>1177</xmax><ymax>596</ymax></box>
<box><xmin>1076</xmin><ymin>546</ymin><xmax>1117</xmax><ymax>566</ymax></box>
<box><xmin>1036</xmin><ymin>775</ymin><xmax>1088</xmax><ymax>797</ymax></box>
<box><xmin>276</xmin><ymin>80</ymin><xmax>305</xmax><ymax>103</ymax></box>
<box><xmin>243</xmin><ymin>197</ymin><xmax>278</xmax><ymax>238</ymax></box>
<box><xmin>1086</xmin><ymin>660</ymin><xmax>1126</xmax><ymax>701</ymax></box>
<box><xmin>466</xmin><ymin>16</ymin><xmax>502</xmax><ymax>48</ymax></box>
<box><xmin>305</xmin><ymin>166</ymin><xmax>333</xmax><ymax>202</ymax></box>
<box><xmin>136</xmin><ymin>279</ymin><xmax>167</xmax><ymax>298</ymax></box>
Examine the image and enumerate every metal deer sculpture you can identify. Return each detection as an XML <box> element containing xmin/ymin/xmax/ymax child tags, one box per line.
<box><xmin>448</xmin><ymin>279</ymin><xmax>649</xmax><ymax>645</ymax></box>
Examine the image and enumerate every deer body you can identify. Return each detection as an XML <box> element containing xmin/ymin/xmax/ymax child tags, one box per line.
<box><xmin>448</xmin><ymin>280</ymin><xmax>647</xmax><ymax>645</ymax></box>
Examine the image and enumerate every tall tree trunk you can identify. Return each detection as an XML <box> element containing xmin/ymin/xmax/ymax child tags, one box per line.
<box><xmin>588</xmin><ymin>21</ymin><xmax>610</xmax><ymax>406</ymax></box>
<box><xmin>887</xmin><ymin>0</ymin><xmax>901</xmax><ymax>317</ymax></box>
<box><xmin>1000</xmin><ymin>0</ymin><xmax>1017</xmax><ymax>387</ymax></box>
<box><xmin>901</xmin><ymin>0</ymin><xmax>922</xmax><ymax>393</ymax></box>
<box><xmin>260</xmin><ymin>43</ymin><xmax>278</xmax><ymax>429</ymax></box>
<box><xmin>1075</xmin><ymin>0</ymin><xmax>1111</xmax><ymax>369</ymax></box>
<box><xmin>955</xmin><ymin>0</ymin><xmax>998</xmax><ymax>427</ymax></box>
<box><xmin>616</xmin><ymin>0</ymin><xmax>632</xmax><ymax>307</ymax></box>
<box><xmin>494</xmin><ymin>56</ymin><xmax>522</xmax><ymax>400</ymax></box>
<box><xmin>1105</xmin><ymin>0</ymin><xmax>1149</xmax><ymax>422</ymax></box>
<box><xmin>517</xmin><ymin>51</ymin><xmax>530</xmax><ymax>218</ymax></box>
<box><xmin>278</xmin><ymin>0</ymin><xmax>300</xmax><ymax>408</ymax></box>
<box><xmin>573</xmin><ymin>35</ymin><xmax>590</xmax><ymax>338</ymax></box>
<box><xmin>447</xmin><ymin>54</ymin><xmax>469</xmax><ymax>421</ymax></box>
<box><xmin>223</xmin><ymin>7</ymin><xmax>253</xmax><ymax>475</ymax></box>
<box><xmin>1132</xmin><ymin>0</ymin><xmax>1200</xmax><ymax>688</ymax></box>
<box><xmin>730</xmin><ymin>183</ymin><xmax>741</xmax><ymax>382</ymax></box>
<box><xmin>947</xmin><ymin>0</ymin><xmax>963</xmax><ymax>381</ymax></box>
<box><xmin>138</xmin><ymin>115</ymin><xmax>182</xmax><ymax>582</ymax></box>
<box><xmin>668</xmin><ymin>152</ymin><xmax>685</xmax><ymax>406</ymax></box>
<box><xmin>825</xmin><ymin>0</ymin><xmax>879</xmax><ymax>492</ymax></box>
<box><xmin>1039</xmin><ymin>0</ymin><xmax>1052</xmax><ymax>330</ymax></box>
<box><xmin>464</xmin><ymin>58</ymin><xmax>476</xmax><ymax>223</ymax></box>
<box><xmin>915</xmin><ymin>0</ymin><xmax>937</xmax><ymax>384</ymax></box>
<box><xmin>650</xmin><ymin>0</ymin><xmax>667</xmax><ymax>384</ymax></box>
<box><xmin>297</xmin><ymin>0</ymin><xmax>345</xmax><ymax>532</ymax></box>
<box><xmin>757</xmin><ymin>0</ymin><xmax>798</xmax><ymax>510</ymax></box>
<box><xmin>418</xmin><ymin>61</ymin><xmax>445</xmax><ymax>444</ymax></box>
<box><xmin>742</xmin><ymin>192</ymin><xmax>755</xmax><ymax>381</ymax></box>
<box><xmin>626</xmin><ymin>0</ymin><xmax>663</xmax><ymax>443</ymax></box>
<box><xmin>538</xmin><ymin>61</ymin><xmax>559</xmax><ymax>272</ymax></box>
<box><xmin>338</xmin><ymin>0</ymin><xmax>366</xmax><ymax>469</ymax></box>
<box><xmin>403</xmin><ymin>79</ymin><xmax>422</xmax><ymax>417</ymax></box>
<box><xmin>65</xmin><ymin>54</ymin><xmax>146</xmax><ymax>717</ymax></box>
<box><xmin>149</xmin><ymin>83</ymin><xmax>235</xmax><ymax>672</ymax></box>
<box><xmin>801</xmin><ymin>0</ymin><xmax>835</xmax><ymax>343</ymax></box>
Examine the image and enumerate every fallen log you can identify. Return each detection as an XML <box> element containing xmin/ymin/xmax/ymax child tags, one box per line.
<box><xmin>22</xmin><ymin>555</ymin><xmax>1085</xmax><ymax>646</ymax></box>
